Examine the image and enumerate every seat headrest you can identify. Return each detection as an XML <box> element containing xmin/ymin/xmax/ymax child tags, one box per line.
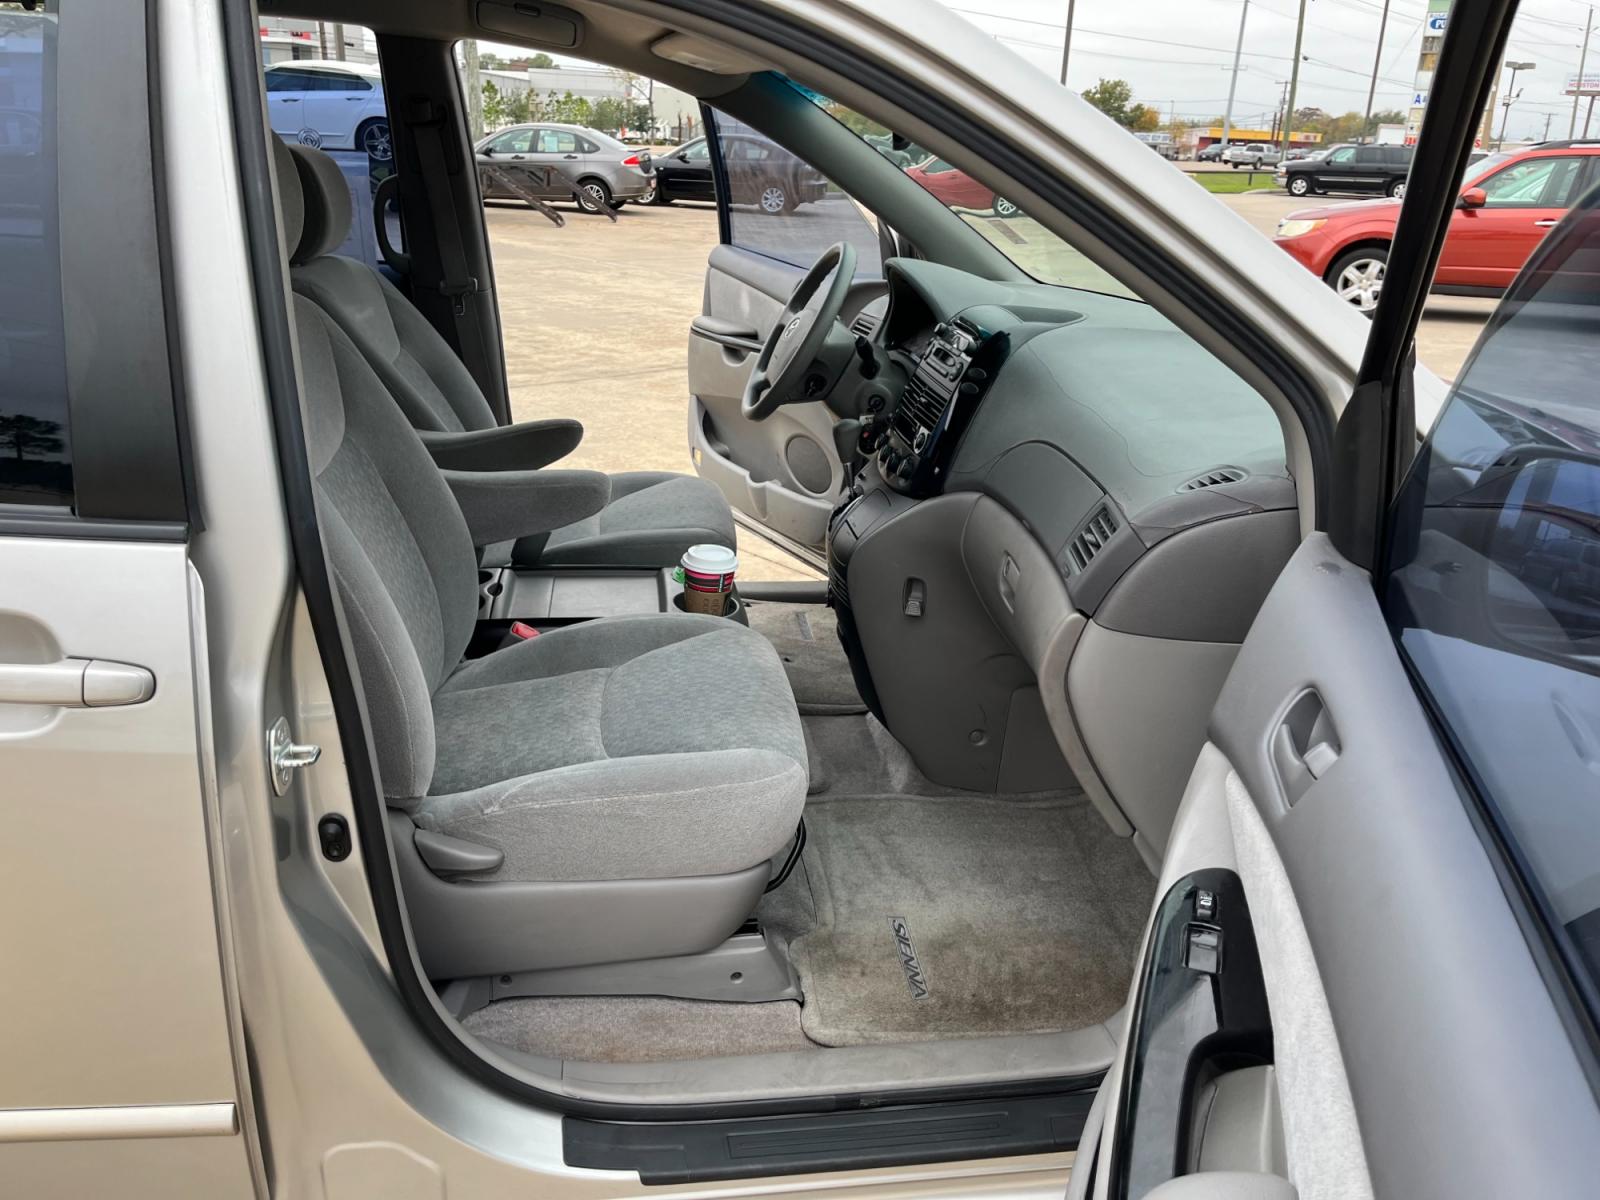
<box><xmin>270</xmin><ymin>133</ymin><xmax>305</xmax><ymax>257</ymax></box>
<box><xmin>286</xmin><ymin>142</ymin><xmax>354</xmax><ymax>264</ymax></box>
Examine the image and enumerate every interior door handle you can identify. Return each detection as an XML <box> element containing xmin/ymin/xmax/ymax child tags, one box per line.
<box><xmin>1270</xmin><ymin>689</ymin><xmax>1341</xmax><ymax>806</ymax></box>
<box><xmin>0</xmin><ymin>659</ymin><xmax>155</xmax><ymax>708</ymax></box>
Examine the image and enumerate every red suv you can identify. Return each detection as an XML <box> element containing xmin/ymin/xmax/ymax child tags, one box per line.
<box><xmin>1274</xmin><ymin>142</ymin><xmax>1600</xmax><ymax>312</ymax></box>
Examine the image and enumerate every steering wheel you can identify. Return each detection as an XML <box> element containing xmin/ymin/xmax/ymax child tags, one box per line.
<box><xmin>741</xmin><ymin>241</ymin><xmax>857</xmax><ymax>421</ymax></box>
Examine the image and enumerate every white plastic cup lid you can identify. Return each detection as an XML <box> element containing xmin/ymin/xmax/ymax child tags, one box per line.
<box><xmin>681</xmin><ymin>543</ymin><xmax>738</xmax><ymax>577</ymax></box>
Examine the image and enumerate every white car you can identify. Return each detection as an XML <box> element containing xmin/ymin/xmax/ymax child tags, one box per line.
<box><xmin>264</xmin><ymin>59</ymin><xmax>391</xmax><ymax>161</ymax></box>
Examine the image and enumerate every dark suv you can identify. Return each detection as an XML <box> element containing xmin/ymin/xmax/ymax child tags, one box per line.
<box><xmin>1276</xmin><ymin>142</ymin><xmax>1414</xmax><ymax>198</ymax></box>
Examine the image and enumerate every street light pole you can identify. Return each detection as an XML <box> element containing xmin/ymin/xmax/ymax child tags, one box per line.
<box><xmin>1220</xmin><ymin>0</ymin><xmax>1250</xmax><ymax>151</ymax></box>
<box><xmin>1363</xmin><ymin>0</ymin><xmax>1392</xmax><ymax>132</ymax></box>
<box><xmin>1572</xmin><ymin>8</ymin><xmax>1593</xmax><ymax>138</ymax></box>
<box><xmin>1497</xmin><ymin>61</ymin><xmax>1535</xmax><ymax>148</ymax></box>
<box><xmin>1059</xmin><ymin>0</ymin><xmax>1076</xmax><ymax>86</ymax></box>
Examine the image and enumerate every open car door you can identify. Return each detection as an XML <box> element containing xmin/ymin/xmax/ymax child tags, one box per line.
<box><xmin>685</xmin><ymin>106</ymin><xmax>885</xmax><ymax>562</ymax></box>
<box><xmin>1072</xmin><ymin>4</ymin><xmax>1600</xmax><ymax>1194</ymax></box>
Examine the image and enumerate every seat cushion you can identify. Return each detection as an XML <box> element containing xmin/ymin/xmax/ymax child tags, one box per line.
<box><xmin>414</xmin><ymin>614</ymin><xmax>807</xmax><ymax>883</ymax></box>
<box><xmin>515</xmin><ymin>472</ymin><xmax>736</xmax><ymax>568</ymax></box>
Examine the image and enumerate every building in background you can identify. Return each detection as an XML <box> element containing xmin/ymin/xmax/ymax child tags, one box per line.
<box><xmin>1406</xmin><ymin>0</ymin><xmax>1449</xmax><ymax>145</ymax></box>
<box><xmin>259</xmin><ymin>17</ymin><xmax>377</xmax><ymax>66</ymax></box>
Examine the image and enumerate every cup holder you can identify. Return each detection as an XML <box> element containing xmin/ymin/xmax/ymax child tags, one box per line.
<box><xmin>671</xmin><ymin>590</ymin><xmax>746</xmax><ymax>625</ymax></box>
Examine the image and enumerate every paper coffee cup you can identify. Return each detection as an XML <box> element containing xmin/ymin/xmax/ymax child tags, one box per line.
<box><xmin>681</xmin><ymin>544</ymin><xmax>737</xmax><ymax>616</ymax></box>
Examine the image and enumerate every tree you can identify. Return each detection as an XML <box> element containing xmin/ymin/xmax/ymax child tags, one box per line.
<box><xmin>0</xmin><ymin>413</ymin><xmax>64</xmax><ymax>462</ymax></box>
<box><xmin>1127</xmin><ymin>104</ymin><xmax>1161</xmax><ymax>133</ymax></box>
<box><xmin>543</xmin><ymin>90</ymin><xmax>593</xmax><ymax>126</ymax></box>
<box><xmin>529</xmin><ymin>52</ymin><xmax>556</xmax><ymax>69</ymax></box>
<box><xmin>1081</xmin><ymin>78</ymin><xmax>1135</xmax><ymax>125</ymax></box>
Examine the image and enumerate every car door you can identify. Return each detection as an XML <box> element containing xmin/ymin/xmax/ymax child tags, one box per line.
<box><xmin>529</xmin><ymin>126</ymin><xmax>588</xmax><ymax>200</ymax></box>
<box><xmin>686</xmin><ymin>107</ymin><xmax>885</xmax><ymax>558</ymax></box>
<box><xmin>478</xmin><ymin>126</ymin><xmax>535</xmax><ymax>197</ymax></box>
<box><xmin>296</xmin><ymin>65</ymin><xmax>361</xmax><ymax>145</ymax></box>
<box><xmin>0</xmin><ymin>5</ymin><xmax>255</xmax><ymax>1194</ymax></box>
<box><xmin>264</xmin><ymin>66</ymin><xmax>311</xmax><ymax>141</ymax></box>
<box><xmin>663</xmin><ymin>136</ymin><xmax>714</xmax><ymax>201</ymax></box>
<box><xmin>1436</xmin><ymin>153</ymin><xmax>1592</xmax><ymax>289</ymax></box>
<box><xmin>1315</xmin><ymin>144</ymin><xmax>1360</xmax><ymax>193</ymax></box>
<box><xmin>1071</xmin><ymin>20</ymin><xmax>1600</xmax><ymax>1196</ymax></box>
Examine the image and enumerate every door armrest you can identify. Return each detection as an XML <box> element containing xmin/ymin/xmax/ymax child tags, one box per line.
<box><xmin>442</xmin><ymin>469</ymin><xmax>611</xmax><ymax>545</ymax></box>
<box><xmin>418</xmin><ymin>419</ymin><xmax>584</xmax><ymax>472</ymax></box>
<box><xmin>690</xmin><ymin>314</ymin><xmax>763</xmax><ymax>352</ymax></box>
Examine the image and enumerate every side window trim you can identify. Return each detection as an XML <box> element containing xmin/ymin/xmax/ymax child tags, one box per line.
<box><xmin>0</xmin><ymin>0</ymin><xmax>191</xmax><ymax>534</ymax></box>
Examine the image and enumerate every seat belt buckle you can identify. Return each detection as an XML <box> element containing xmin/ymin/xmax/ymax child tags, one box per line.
<box><xmin>509</xmin><ymin>621</ymin><xmax>540</xmax><ymax>640</ymax></box>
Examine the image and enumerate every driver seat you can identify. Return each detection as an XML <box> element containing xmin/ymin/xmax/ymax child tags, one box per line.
<box><xmin>275</xmin><ymin>136</ymin><xmax>736</xmax><ymax>568</ymax></box>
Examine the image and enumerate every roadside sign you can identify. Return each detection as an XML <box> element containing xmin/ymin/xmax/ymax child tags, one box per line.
<box><xmin>1565</xmin><ymin>73</ymin><xmax>1600</xmax><ymax>97</ymax></box>
<box><xmin>1426</xmin><ymin>12</ymin><xmax>1448</xmax><ymax>33</ymax></box>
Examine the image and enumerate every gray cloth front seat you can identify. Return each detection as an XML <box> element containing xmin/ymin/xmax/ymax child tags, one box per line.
<box><xmin>276</xmin><ymin>144</ymin><xmax>807</xmax><ymax>981</ymax></box>
<box><xmin>277</xmin><ymin>136</ymin><xmax>736</xmax><ymax>569</ymax></box>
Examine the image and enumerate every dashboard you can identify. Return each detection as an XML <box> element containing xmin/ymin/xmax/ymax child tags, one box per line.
<box><xmin>828</xmin><ymin>257</ymin><xmax>1300</xmax><ymax>853</ymax></box>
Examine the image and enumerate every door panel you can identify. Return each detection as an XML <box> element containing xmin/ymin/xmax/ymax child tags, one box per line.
<box><xmin>689</xmin><ymin>243</ymin><xmax>849</xmax><ymax>551</ymax></box>
<box><xmin>0</xmin><ymin>538</ymin><xmax>253</xmax><ymax>1195</ymax></box>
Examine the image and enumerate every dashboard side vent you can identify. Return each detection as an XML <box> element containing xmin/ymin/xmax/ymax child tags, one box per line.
<box><xmin>1067</xmin><ymin>506</ymin><xmax>1119</xmax><ymax>573</ymax></box>
<box><xmin>849</xmin><ymin>309</ymin><xmax>882</xmax><ymax>339</ymax></box>
<box><xmin>1178</xmin><ymin>466</ymin><xmax>1247</xmax><ymax>492</ymax></box>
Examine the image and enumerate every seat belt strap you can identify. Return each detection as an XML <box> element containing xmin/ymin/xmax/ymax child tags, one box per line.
<box><xmin>407</xmin><ymin>101</ymin><xmax>478</xmax><ymax>320</ymax></box>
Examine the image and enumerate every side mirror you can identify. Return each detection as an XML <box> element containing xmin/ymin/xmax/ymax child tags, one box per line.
<box><xmin>481</xmin><ymin>145</ymin><xmax>495</xmax><ymax>157</ymax></box>
<box><xmin>1459</xmin><ymin>186</ymin><xmax>1487</xmax><ymax>209</ymax></box>
<box><xmin>676</xmin><ymin>151</ymin><xmax>690</xmax><ymax>162</ymax></box>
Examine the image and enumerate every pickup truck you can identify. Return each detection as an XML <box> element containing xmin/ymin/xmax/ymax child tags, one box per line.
<box><xmin>1223</xmin><ymin>143</ymin><xmax>1283</xmax><ymax>168</ymax></box>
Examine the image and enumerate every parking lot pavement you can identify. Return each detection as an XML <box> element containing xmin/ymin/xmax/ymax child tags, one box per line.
<box><xmin>488</xmin><ymin>187</ymin><xmax>1491</xmax><ymax>579</ymax></box>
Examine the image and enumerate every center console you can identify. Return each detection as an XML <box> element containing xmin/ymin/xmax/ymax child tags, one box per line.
<box><xmin>476</xmin><ymin>566</ymin><xmax>746</xmax><ymax>631</ymax></box>
<box><xmin>874</xmin><ymin>317</ymin><xmax>1006</xmax><ymax>498</ymax></box>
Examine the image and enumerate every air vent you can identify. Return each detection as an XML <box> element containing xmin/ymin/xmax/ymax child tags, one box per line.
<box><xmin>1178</xmin><ymin>466</ymin><xmax>1247</xmax><ymax>492</ymax></box>
<box><xmin>1067</xmin><ymin>506</ymin><xmax>1119</xmax><ymax>573</ymax></box>
<box><xmin>849</xmin><ymin>309</ymin><xmax>882</xmax><ymax>339</ymax></box>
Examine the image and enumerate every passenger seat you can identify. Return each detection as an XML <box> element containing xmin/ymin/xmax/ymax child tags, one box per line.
<box><xmin>272</xmin><ymin>138</ymin><xmax>808</xmax><ymax>980</ymax></box>
<box><xmin>277</xmin><ymin>135</ymin><xmax>737</xmax><ymax>570</ymax></box>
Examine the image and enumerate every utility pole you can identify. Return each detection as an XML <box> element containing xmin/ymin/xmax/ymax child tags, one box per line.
<box><xmin>1220</xmin><ymin>0</ymin><xmax>1250</xmax><ymax>150</ymax></box>
<box><xmin>1543</xmin><ymin>111</ymin><xmax>1555</xmax><ymax>140</ymax></box>
<box><xmin>1281</xmin><ymin>0</ymin><xmax>1308</xmax><ymax>161</ymax></box>
<box><xmin>464</xmin><ymin>39</ymin><xmax>483</xmax><ymax>140</ymax></box>
<box><xmin>1362</xmin><ymin>0</ymin><xmax>1392</xmax><ymax>133</ymax></box>
<box><xmin>330</xmin><ymin>22</ymin><xmax>345</xmax><ymax>61</ymax></box>
<box><xmin>1571</xmin><ymin>7</ymin><xmax>1593</xmax><ymax>138</ymax></box>
<box><xmin>1059</xmin><ymin>0</ymin><xmax>1075</xmax><ymax>86</ymax></box>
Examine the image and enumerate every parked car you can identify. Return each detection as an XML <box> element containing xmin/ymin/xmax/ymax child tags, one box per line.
<box><xmin>647</xmin><ymin>131</ymin><xmax>828</xmax><ymax>212</ymax></box>
<box><xmin>475</xmin><ymin>123</ymin><xmax>653</xmax><ymax>212</ymax></box>
<box><xmin>1284</xmin><ymin>147</ymin><xmax>1327</xmax><ymax>163</ymax></box>
<box><xmin>264</xmin><ymin>59</ymin><xmax>390</xmax><ymax>161</ymax></box>
<box><xmin>1223</xmin><ymin>142</ymin><xmax>1282</xmax><ymax>168</ymax></box>
<box><xmin>1196</xmin><ymin>142</ymin><xmax>1227</xmax><ymax>162</ymax></box>
<box><xmin>1276</xmin><ymin>141</ymin><xmax>1415</xmax><ymax>197</ymax></box>
<box><xmin>903</xmin><ymin>154</ymin><xmax>1019</xmax><ymax>215</ymax></box>
<box><xmin>1274</xmin><ymin>142</ymin><xmax>1600</xmax><ymax>312</ymax></box>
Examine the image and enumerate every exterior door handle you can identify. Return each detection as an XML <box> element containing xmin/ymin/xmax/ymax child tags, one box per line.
<box><xmin>280</xmin><ymin>97</ymin><xmax>300</xmax><ymax>103</ymax></box>
<box><xmin>0</xmin><ymin>659</ymin><xmax>155</xmax><ymax>708</ymax></box>
<box><xmin>563</xmin><ymin>153</ymin><xmax>579</xmax><ymax>159</ymax></box>
<box><xmin>1534</xmin><ymin>218</ymin><xmax>1559</xmax><ymax>227</ymax></box>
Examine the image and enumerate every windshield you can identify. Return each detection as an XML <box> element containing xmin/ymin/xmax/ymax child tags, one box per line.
<box><xmin>782</xmin><ymin>78</ymin><xmax>1137</xmax><ymax>299</ymax></box>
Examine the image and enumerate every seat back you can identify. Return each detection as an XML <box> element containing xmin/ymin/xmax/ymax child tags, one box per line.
<box><xmin>274</xmin><ymin>136</ymin><xmax>479</xmax><ymax>803</ymax></box>
<box><xmin>279</xmin><ymin>136</ymin><xmax>498</xmax><ymax>434</ymax></box>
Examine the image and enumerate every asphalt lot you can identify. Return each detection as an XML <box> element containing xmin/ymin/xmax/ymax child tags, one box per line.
<box><xmin>487</xmin><ymin>186</ymin><xmax>1491</xmax><ymax>579</ymax></box>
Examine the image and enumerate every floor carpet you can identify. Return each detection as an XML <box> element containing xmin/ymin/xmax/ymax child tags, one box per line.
<box><xmin>745</xmin><ymin>601</ymin><xmax>866</xmax><ymax>715</ymax></box>
<box><xmin>461</xmin><ymin>996</ymin><xmax>812</xmax><ymax>1063</ymax></box>
<box><xmin>785</xmin><ymin>793</ymin><xmax>1153</xmax><ymax>1046</ymax></box>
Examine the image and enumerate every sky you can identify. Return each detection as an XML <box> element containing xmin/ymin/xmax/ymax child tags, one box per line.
<box><xmin>942</xmin><ymin>0</ymin><xmax>1600</xmax><ymax>142</ymax></box>
<box><xmin>504</xmin><ymin>0</ymin><xmax>1600</xmax><ymax>144</ymax></box>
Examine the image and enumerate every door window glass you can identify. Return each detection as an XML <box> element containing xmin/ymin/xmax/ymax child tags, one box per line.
<box><xmin>536</xmin><ymin>129</ymin><xmax>579</xmax><ymax>153</ymax></box>
<box><xmin>708</xmin><ymin>110</ymin><xmax>882</xmax><ymax>279</ymax></box>
<box><xmin>1326</xmin><ymin>146</ymin><xmax>1356</xmax><ymax>165</ymax></box>
<box><xmin>682</xmin><ymin>138</ymin><xmax>709</xmax><ymax>162</ymax></box>
<box><xmin>1481</xmin><ymin>157</ymin><xmax>1586</xmax><ymax>208</ymax></box>
<box><xmin>0</xmin><ymin>4</ymin><xmax>72</xmax><ymax>507</ymax></box>
<box><xmin>489</xmin><ymin>128</ymin><xmax>533</xmax><ymax>153</ymax></box>
<box><xmin>1384</xmin><ymin>193</ymin><xmax>1600</xmax><ymax>1000</ymax></box>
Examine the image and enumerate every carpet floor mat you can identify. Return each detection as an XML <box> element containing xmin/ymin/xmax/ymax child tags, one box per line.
<box><xmin>745</xmin><ymin>601</ymin><xmax>866</xmax><ymax>715</ymax></box>
<box><xmin>788</xmin><ymin>794</ymin><xmax>1153</xmax><ymax>1046</ymax></box>
<box><xmin>461</xmin><ymin>996</ymin><xmax>812</xmax><ymax>1063</ymax></box>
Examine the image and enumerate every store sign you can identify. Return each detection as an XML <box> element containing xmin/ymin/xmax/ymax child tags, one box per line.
<box><xmin>1426</xmin><ymin>12</ymin><xmax>1448</xmax><ymax>34</ymax></box>
<box><xmin>1565</xmin><ymin>73</ymin><xmax>1600</xmax><ymax>96</ymax></box>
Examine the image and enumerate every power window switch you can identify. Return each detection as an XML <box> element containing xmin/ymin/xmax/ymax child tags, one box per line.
<box><xmin>1195</xmin><ymin>889</ymin><xmax>1217</xmax><ymax>922</ymax></box>
<box><xmin>1184</xmin><ymin>924</ymin><xmax>1222</xmax><ymax>975</ymax></box>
